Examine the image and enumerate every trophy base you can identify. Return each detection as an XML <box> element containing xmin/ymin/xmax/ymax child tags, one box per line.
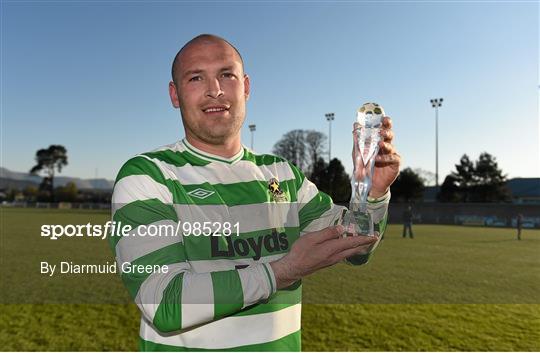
<box><xmin>341</xmin><ymin>209</ymin><xmax>374</xmax><ymax>237</ymax></box>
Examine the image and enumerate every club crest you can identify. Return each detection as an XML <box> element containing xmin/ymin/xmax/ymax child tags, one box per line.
<box><xmin>268</xmin><ymin>178</ymin><xmax>288</xmax><ymax>202</ymax></box>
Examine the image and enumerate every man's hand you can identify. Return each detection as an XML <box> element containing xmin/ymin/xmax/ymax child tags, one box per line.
<box><xmin>270</xmin><ymin>225</ymin><xmax>378</xmax><ymax>289</ymax></box>
<box><xmin>370</xmin><ymin>116</ymin><xmax>400</xmax><ymax>198</ymax></box>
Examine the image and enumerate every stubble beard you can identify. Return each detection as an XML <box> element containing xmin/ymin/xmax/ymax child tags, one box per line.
<box><xmin>181</xmin><ymin>108</ymin><xmax>246</xmax><ymax>146</ymax></box>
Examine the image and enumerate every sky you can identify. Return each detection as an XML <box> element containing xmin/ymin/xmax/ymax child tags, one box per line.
<box><xmin>2</xmin><ymin>1</ymin><xmax>539</xmax><ymax>183</ymax></box>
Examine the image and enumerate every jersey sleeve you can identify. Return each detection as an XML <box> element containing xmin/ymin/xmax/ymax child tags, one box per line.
<box><xmin>288</xmin><ymin>161</ymin><xmax>390</xmax><ymax>265</ymax></box>
<box><xmin>110</xmin><ymin>156</ymin><xmax>276</xmax><ymax>333</ymax></box>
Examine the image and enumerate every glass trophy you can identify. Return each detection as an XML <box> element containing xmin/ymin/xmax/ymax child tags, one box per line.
<box><xmin>341</xmin><ymin>102</ymin><xmax>385</xmax><ymax>237</ymax></box>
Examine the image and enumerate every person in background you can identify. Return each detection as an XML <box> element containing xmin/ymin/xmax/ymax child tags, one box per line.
<box><xmin>516</xmin><ymin>213</ymin><xmax>523</xmax><ymax>240</ymax></box>
<box><xmin>402</xmin><ymin>204</ymin><xmax>414</xmax><ymax>238</ymax></box>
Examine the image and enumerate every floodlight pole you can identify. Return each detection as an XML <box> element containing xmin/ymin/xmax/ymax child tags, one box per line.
<box><xmin>248</xmin><ymin>124</ymin><xmax>256</xmax><ymax>150</ymax></box>
<box><xmin>325</xmin><ymin>113</ymin><xmax>335</xmax><ymax>162</ymax></box>
<box><xmin>430</xmin><ymin>98</ymin><xmax>443</xmax><ymax>190</ymax></box>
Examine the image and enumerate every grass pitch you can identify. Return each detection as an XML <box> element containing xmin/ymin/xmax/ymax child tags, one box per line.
<box><xmin>0</xmin><ymin>208</ymin><xmax>538</xmax><ymax>351</ymax></box>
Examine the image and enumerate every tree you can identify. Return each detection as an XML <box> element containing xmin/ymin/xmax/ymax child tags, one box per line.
<box><xmin>5</xmin><ymin>188</ymin><xmax>18</xmax><ymax>202</ymax></box>
<box><xmin>437</xmin><ymin>174</ymin><xmax>462</xmax><ymax>202</ymax></box>
<box><xmin>451</xmin><ymin>154</ymin><xmax>475</xmax><ymax>202</ymax></box>
<box><xmin>309</xmin><ymin>157</ymin><xmax>328</xmax><ymax>190</ymax></box>
<box><xmin>390</xmin><ymin>167</ymin><xmax>425</xmax><ymax>202</ymax></box>
<box><xmin>30</xmin><ymin>145</ymin><xmax>68</xmax><ymax>201</ymax></box>
<box><xmin>325</xmin><ymin>158</ymin><xmax>351</xmax><ymax>203</ymax></box>
<box><xmin>471</xmin><ymin>152</ymin><xmax>510</xmax><ymax>202</ymax></box>
<box><xmin>272</xmin><ymin>130</ymin><xmax>328</xmax><ymax>174</ymax></box>
<box><xmin>439</xmin><ymin>152</ymin><xmax>510</xmax><ymax>202</ymax></box>
<box><xmin>310</xmin><ymin>158</ymin><xmax>351</xmax><ymax>204</ymax></box>
<box><xmin>272</xmin><ymin>130</ymin><xmax>307</xmax><ymax>171</ymax></box>
<box><xmin>55</xmin><ymin>182</ymin><xmax>78</xmax><ymax>202</ymax></box>
<box><xmin>305</xmin><ymin>131</ymin><xmax>327</xmax><ymax>176</ymax></box>
<box><xmin>23</xmin><ymin>186</ymin><xmax>39</xmax><ymax>201</ymax></box>
<box><xmin>413</xmin><ymin>168</ymin><xmax>436</xmax><ymax>186</ymax></box>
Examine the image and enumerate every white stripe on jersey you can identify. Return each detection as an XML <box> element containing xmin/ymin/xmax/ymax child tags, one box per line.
<box><xmin>181</xmin><ymin>273</ymin><xmax>214</xmax><ymax>328</ymax></box>
<box><xmin>188</xmin><ymin>253</ymin><xmax>286</xmax><ymax>273</ymax></box>
<box><xmin>112</xmin><ymin>174</ymin><xmax>173</xmax><ymax>207</ymax></box>
<box><xmin>143</xmin><ymin>155</ymin><xmax>296</xmax><ymax>186</ymax></box>
<box><xmin>173</xmin><ymin>203</ymin><xmax>300</xmax><ymax>233</ymax></box>
<box><xmin>140</xmin><ymin>304</ymin><xmax>302</xmax><ymax>349</ymax></box>
<box><xmin>116</xmin><ymin>220</ymin><xmax>182</xmax><ymax>265</ymax></box>
<box><xmin>296</xmin><ymin>177</ymin><xmax>320</xmax><ymax>209</ymax></box>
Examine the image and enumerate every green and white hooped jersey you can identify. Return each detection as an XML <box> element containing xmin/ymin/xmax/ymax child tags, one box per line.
<box><xmin>110</xmin><ymin>139</ymin><xmax>389</xmax><ymax>351</ymax></box>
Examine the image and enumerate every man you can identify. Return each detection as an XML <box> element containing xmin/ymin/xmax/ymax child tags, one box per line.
<box><xmin>402</xmin><ymin>205</ymin><xmax>414</xmax><ymax>238</ymax></box>
<box><xmin>110</xmin><ymin>34</ymin><xmax>400</xmax><ymax>351</ymax></box>
<box><xmin>516</xmin><ymin>213</ymin><xmax>523</xmax><ymax>240</ymax></box>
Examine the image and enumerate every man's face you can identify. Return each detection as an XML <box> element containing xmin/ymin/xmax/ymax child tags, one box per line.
<box><xmin>169</xmin><ymin>40</ymin><xmax>250</xmax><ymax>145</ymax></box>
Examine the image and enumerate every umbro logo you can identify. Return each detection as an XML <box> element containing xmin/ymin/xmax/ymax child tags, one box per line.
<box><xmin>187</xmin><ymin>188</ymin><xmax>215</xmax><ymax>199</ymax></box>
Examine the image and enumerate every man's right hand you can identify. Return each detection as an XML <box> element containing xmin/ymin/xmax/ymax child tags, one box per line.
<box><xmin>269</xmin><ymin>225</ymin><xmax>378</xmax><ymax>289</ymax></box>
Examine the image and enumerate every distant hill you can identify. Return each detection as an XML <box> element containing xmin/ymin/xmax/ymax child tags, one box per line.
<box><xmin>0</xmin><ymin>167</ymin><xmax>114</xmax><ymax>190</ymax></box>
<box><xmin>0</xmin><ymin>178</ymin><xmax>41</xmax><ymax>190</ymax></box>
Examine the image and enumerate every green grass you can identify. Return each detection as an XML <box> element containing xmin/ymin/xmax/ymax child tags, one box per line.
<box><xmin>303</xmin><ymin>224</ymin><xmax>540</xmax><ymax>304</ymax></box>
<box><xmin>1</xmin><ymin>208</ymin><xmax>539</xmax><ymax>351</ymax></box>
<box><xmin>302</xmin><ymin>304</ymin><xmax>540</xmax><ymax>351</ymax></box>
<box><xmin>0</xmin><ymin>208</ymin><xmax>129</xmax><ymax>304</ymax></box>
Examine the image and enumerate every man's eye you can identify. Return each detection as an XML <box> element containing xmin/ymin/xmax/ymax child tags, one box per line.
<box><xmin>222</xmin><ymin>73</ymin><xmax>236</xmax><ymax>79</ymax></box>
<box><xmin>189</xmin><ymin>76</ymin><xmax>202</xmax><ymax>82</ymax></box>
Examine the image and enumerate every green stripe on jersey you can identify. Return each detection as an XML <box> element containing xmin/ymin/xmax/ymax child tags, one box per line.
<box><xmin>139</xmin><ymin>330</ymin><xmax>301</xmax><ymax>351</ymax></box>
<box><xmin>121</xmin><ymin>242</ymin><xmax>186</xmax><ymax>299</ymax></box>
<box><xmin>378</xmin><ymin>211</ymin><xmax>388</xmax><ymax>237</ymax></box>
<box><xmin>241</xmin><ymin>149</ymin><xmax>288</xmax><ymax>167</ymax></box>
<box><xmin>115</xmin><ymin>156</ymin><xmax>168</xmax><ymax>186</ymax></box>
<box><xmin>298</xmin><ymin>191</ymin><xmax>332</xmax><ymax>231</ymax></box>
<box><xmin>234</xmin><ymin>282</ymin><xmax>302</xmax><ymax>316</ymax></box>
<box><xmin>211</xmin><ymin>270</ymin><xmax>244</xmax><ymax>319</ymax></box>
<box><xmin>180</xmin><ymin>179</ymin><xmax>297</xmax><ymax>206</ymax></box>
<box><xmin>110</xmin><ymin>199</ymin><xmax>178</xmax><ymax>249</ymax></box>
<box><xmin>152</xmin><ymin>273</ymin><xmax>184</xmax><ymax>332</ymax></box>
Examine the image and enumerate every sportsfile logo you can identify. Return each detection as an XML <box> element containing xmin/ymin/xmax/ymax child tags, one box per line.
<box><xmin>211</xmin><ymin>228</ymin><xmax>289</xmax><ymax>261</ymax></box>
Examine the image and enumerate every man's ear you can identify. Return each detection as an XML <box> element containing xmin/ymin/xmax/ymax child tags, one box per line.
<box><xmin>169</xmin><ymin>81</ymin><xmax>180</xmax><ymax>108</ymax></box>
<box><xmin>243</xmin><ymin>74</ymin><xmax>250</xmax><ymax>101</ymax></box>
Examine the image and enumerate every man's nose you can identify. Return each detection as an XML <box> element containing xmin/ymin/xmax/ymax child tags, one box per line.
<box><xmin>206</xmin><ymin>78</ymin><xmax>224</xmax><ymax>98</ymax></box>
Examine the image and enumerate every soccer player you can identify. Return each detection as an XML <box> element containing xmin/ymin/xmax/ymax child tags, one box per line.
<box><xmin>110</xmin><ymin>34</ymin><xmax>400</xmax><ymax>351</ymax></box>
<box><xmin>516</xmin><ymin>213</ymin><xmax>523</xmax><ymax>240</ymax></box>
<box><xmin>402</xmin><ymin>205</ymin><xmax>414</xmax><ymax>238</ymax></box>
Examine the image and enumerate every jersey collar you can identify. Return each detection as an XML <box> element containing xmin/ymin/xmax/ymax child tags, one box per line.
<box><xmin>181</xmin><ymin>139</ymin><xmax>244</xmax><ymax>164</ymax></box>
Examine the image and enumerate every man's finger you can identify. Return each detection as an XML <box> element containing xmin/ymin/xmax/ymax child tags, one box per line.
<box><xmin>380</xmin><ymin>129</ymin><xmax>394</xmax><ymax>142</ymax></box>
<box><xmin>382</xmin><ymin>116</ymin><xmax>392</xmax><ymax>129</ymax></box>
<box><xmin>378</xmin><ymin>141</ymin><xmax>395</xmax><ymax>154</ymax></box>
<box><xmin>331</xmin><ymin>243</ymin><xmax>374</xmax><ymax>263</ymax></box>
<box><xmin>326</xmin><ymin>234</ymin><xmax>377</xmax><ymax>254</ymax></box>
<box><xmin>311</xmin><ymin>225</ymin><xmax>344</xmax><ymax>244</ymax></box>
<box><xmin>375</xmin><ymin>153</ymin><xmax>401</xmax><ymax>165</ymax></box>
